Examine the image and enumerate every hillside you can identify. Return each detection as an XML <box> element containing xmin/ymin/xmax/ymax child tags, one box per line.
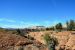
<box><xmin>0</xmin><ymin>30</ymin><xmax>47</xmax><ymax>50</ymax></box>
<box><xmin>28</xmin><ymin>31</ymin><xmax>75</xmax><ymax>50</ymax></box>
<box><xmin>0</xmin><ymin>29</ymin><xmax>75</xmax><ymax>50</ymax></box>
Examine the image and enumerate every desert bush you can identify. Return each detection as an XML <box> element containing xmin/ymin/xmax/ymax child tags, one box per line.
<box><xmin>43</xmin><ymin>33</ymin><xmax>58</xmax><ymax>50</ymax></box>
<box><xmin>16</xmin><ymin>29</ymin><xmax>24</xmax><ymax>36</ymax></box>
<box><xmin>46</xmin><ymin>26</ymin><xmax>54</xmax><ymax>31</ymax></box>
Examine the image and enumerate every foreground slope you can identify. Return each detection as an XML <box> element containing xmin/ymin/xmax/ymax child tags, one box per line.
<box><xmin>29</xmin><ymin>31</ymin><xmax>75</xmax><ymax>50</ymax></box>
<box><xmin>0</xmin><ymin>30</ymin><xmax>47</xmax><ymax>50</ymax></box>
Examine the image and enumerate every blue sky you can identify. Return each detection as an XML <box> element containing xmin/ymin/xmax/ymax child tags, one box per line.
<box><xmin>0</xmin><ymin>0</ymin><xmax>75</xmax><ymax>28</ymax></box>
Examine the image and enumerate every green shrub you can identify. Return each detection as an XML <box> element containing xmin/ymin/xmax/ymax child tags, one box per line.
<box><xmin>55</xmin><ymin>23</ymin><xmax>62</xmax><ymax>32</ymax></box>
<box><xmin>43</xmin><ymin>33</ymin><xmax>58</xmax><ymax>50</ymax></box>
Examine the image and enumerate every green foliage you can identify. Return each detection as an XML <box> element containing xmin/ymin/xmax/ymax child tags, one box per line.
<box><xmin>44</xmin><ymin>34</ymin><xmax>51</xmax><ymax>45</ymax></box>
<box><xmin>66</xmin><ymin>20</ymin><xmax>75</xmax><ymax>31</ymax></box>
<box><xmin>43</xmin><ymin>33</ymin><xmax>58</xmax><ymax>50</ymax></box>
<box><xmin>46</xmin><ymin>26</ymin><xmax>54</xmax><ymax>31</ymax></box>
<box><xmin>50</xmin><ymin>26</ymin><xmax>54</xmax><ymax>31</ymax></box>
<box><xmin>55</xmin><ymin>23</ymin><xmax>62</xmax><ymax>32</ymax></box>
<box><xmin>16</xmin><ymin>29</ymin><xmax>21</xmax><ymax>34</ymax></box>
<box><xmin>12</xmin><ymin>30</ymin><xmax>19</xmax><ymax>35</ymax></box>
<box><xmin>16</xmin><ymin>29</ymin><xmax>24</xmax><ymax>36</ymax></box>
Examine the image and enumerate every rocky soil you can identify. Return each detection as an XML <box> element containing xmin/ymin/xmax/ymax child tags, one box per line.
<box><xmin>0</xmin><ymin>30</ymin><xmax>75</xmax><ymax>50</ymax></box>
<box><xmin>0</xmin><ymin>31</ymin><xmax>47</xmax><ymax>50</ymax></box>
<box><xmin>28</xmin><ymin>31</ymin><xmax>75</xmax><ymax>50</ymax></box>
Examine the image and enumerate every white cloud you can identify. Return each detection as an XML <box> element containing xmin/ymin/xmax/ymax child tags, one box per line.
<box><xmin>2</xmin><ymin>22</ymin><xmax>40</xmax><ymax>28</ymax></box>
<box><xmin>0</xmin><ymin>18</ymin><xmax>40</xmax><ymax>28</ymax></box>
<box><xmin>0</xmin><ymin>18</ymin><xmax>16</xmax><ymax>23</ymax></box>
<box><xmin>20</xmin><ymin>22</ymin><xmax>40</xmax><ymax>27</ymax></box>
<box><xmin>19</xmin><ymin>21</ymin><xmax>40</xmax><ymax>26</ymax></box>
<box><xmin>0</xmin><ymin>18</ymin><xmax>63</xmax><ymax>28</ymax></box>
<box><xmin>43</xmin><ymin>20</ymin><xmax>62</xmax><ymax>27</ymax></box>
<box><xmin>0</xmin><ymin>18</ymin><xmax>42</xmax><ymax>28</ymax></box>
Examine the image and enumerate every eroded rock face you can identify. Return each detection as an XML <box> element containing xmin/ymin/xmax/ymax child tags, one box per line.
<box><xmin>13</xmin><ymin>44</ymin><xmax>47</xmax><ymax>50</ymax></box>
<box><xmin>24</xmin><ymin>45</ymin><xmax>39</xmax><ymax>50</ymax></box>
<box><xmin>28</xmin><ymin>31</ymin><xmax>75</xmax><ymax>50</ymax></box>
<box><xmin>0</xmin><ymin>31</ymin><xmax>75</xmax><ymax>50</ymax></box>
<box><xmin>14</xmin><ymin>46</ymin><xmax>23</xmax><ymax>50</ymax></box>
<box><xmin>0</xmin><ymin>31</ymin><xmax>47</xmax><ymax>50</ymax></box>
